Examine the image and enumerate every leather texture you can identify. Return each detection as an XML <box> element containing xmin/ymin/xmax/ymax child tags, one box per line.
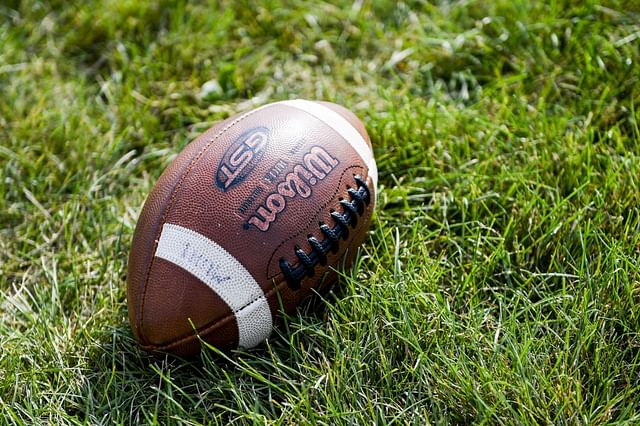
<box><xmin>127</xmin><ymin>100</ymin><xmax>376</xmax><ymax>357</ymax></box>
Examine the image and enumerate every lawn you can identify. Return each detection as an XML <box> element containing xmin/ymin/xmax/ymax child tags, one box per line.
<box><xmin>1</xmin><ymin>0</ymin><xmax>640</xmax><ymax>424</ymax></box>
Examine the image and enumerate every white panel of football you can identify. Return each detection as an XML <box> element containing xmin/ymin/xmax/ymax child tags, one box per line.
<box><xmin>278</xmin><ymin>99</ymin><xmax>378</xmax><ymax>190</ymax></box>
<box><xmin>155</xmin><ymin>223</ymin><xmax>272</xmax><ymax>348</ymax></box>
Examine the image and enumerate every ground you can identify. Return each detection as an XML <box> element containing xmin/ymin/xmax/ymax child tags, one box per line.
<box><xmin>1</xmin><ymin>0</ymin><xmax>639</xmax><ymax>424</ymax></box>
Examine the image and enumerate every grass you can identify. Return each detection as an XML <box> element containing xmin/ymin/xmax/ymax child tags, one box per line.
<box><xmin>1</xmin><ymin>0</ymin><xmax>640</xmax><ymax>423</ymax></box>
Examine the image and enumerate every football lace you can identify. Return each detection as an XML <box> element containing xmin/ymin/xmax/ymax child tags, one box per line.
<box><xmin>279</xmin><ymin>174</ymin><xmax>371</xmax><ymax>290</ymax></box>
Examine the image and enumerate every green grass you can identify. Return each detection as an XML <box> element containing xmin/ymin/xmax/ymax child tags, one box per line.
<box><xmin>1</xmin><ymin>0</ymin><xmax>640</xmax><ymax>423</ymax></box>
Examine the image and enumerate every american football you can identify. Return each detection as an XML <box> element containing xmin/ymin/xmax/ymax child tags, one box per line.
<box><xmin>6</xmin><ymin>2</ymin><xmax>638</xmax><ymax>421</ymax></box>
<box><xmin>127</xmin><ymin>100</ymin><xmax>377</xmax><ymax>357</ymax></box>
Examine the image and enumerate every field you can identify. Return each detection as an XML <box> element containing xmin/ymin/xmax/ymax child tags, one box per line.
<box><xmin>1</xmin><ymin>0</ymin><xmax>640</xmax><ymax>424</ymax></box>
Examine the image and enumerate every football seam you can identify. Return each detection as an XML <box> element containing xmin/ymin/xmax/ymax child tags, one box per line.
<box><xmin>139</xmin><ymin>276</ymin><xmax>289</xmax><ymax>352</ymax></box>
<box><xmin>138</xmin><ymin>106</ymin><xmax>267</xmax><ymax>346</ymax></box>
<box><xmin>266</xmin><ymin>164</ymin><xmax>366</xmax><ymax>279</ymax></box>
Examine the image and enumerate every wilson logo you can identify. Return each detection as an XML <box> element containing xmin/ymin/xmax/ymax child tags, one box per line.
<box><xmin>216</xmin><ymin>127</ymin><xmax>269</xmax><ymax>191</ymax></box>
<box><xmin>246</xmin><ymin>146</ymin><xmax>339</xmax><ymax>232</ymax></box>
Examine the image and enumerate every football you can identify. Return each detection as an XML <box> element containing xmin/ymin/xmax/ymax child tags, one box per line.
<box><xmin>127</xmin><ymin>100</ymin><xmax>377</xmax><ymax>357</ymax></box>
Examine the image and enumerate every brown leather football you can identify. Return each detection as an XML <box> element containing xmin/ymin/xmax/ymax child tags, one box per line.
<box><xmin>127</xmin><ymin>100</ymin><xmax>377</xmax><ymax>357</ymax></box>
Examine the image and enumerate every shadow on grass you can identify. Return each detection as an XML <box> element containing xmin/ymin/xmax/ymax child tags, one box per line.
<box><xmin>79</xmin><ymin>288</ymin><xmax>341</xmax><ymax>422</ymax></box>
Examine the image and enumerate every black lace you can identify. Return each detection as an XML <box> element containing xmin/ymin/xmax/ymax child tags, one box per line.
<box><xmin>279</xmin><ymin>175</ymin><xmax>371</xmax><ymax>290</ymax></box>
